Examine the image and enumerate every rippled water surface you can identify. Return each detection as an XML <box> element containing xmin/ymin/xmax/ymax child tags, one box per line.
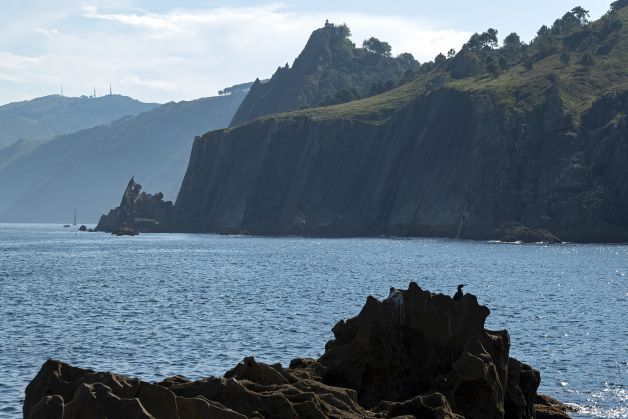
<box><xmin>0</xmin><ymin>224</ymin><xmax>626</xmax><ymax>418</ymax></box>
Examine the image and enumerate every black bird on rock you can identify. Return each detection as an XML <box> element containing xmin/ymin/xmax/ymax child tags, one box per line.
<box><xmin>453</xmin><ymin>284</ymin><xmax>466</xmax><ymax>301</ymax></box>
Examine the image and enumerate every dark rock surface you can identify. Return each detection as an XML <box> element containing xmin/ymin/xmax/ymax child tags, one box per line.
<box><xmin>534</xmin><ymin>394</ymin><xmax>576</xmax><ymax>419</ymax></box>
<box><xmin>499</xmin><ymin>224</ymin><xmax>562</xmax><ymax>244</ymax></box>
<box><xmin>112</xmin><ymin>224</ymin><xmax>139</xmax><ymax>236</ymax></box>
<box><xmin>172</xmin><ymin>87</ymin><xmax>628</xmax><ymax>242</ymax></box>
<box><xmin>95</xmin><ymin>177</ymin><xmax>174</xmax><ymax>234</ymax></box>
<box><xmin>24</xmin><ymin>284</ymin><xmax>568</xmax><ymax>418</ymax></box>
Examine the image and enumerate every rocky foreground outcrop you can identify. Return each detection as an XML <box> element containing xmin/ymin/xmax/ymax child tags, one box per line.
<box><xmin>24</xmin><ymin>284</ymin><xmax>571</xmax><ymax>419</ymax></box>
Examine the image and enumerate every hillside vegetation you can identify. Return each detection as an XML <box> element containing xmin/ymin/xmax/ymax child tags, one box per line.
<box><xmin>229</xmin><ymin>23</ymin><xmax>420</xmax><ymax>126</ymax></box>
<box><xmin>263</xmin><ymin>2</ymin><xmax>628</xmax><ymax>125</ymax></box>
<box><xmin>0</xmin><ymin>94</ymin><xmax>158</xmax><ymax>149</ymax></box>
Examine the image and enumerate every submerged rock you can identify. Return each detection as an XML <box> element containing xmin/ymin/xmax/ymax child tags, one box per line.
<box><xmin>534</xmin><ymin>394</ymin><xmax>576</xmax><ymax>419</ymax></box>
<box><xmin>24</xmin><ymin>284</ymin><xmax>569</xmax><ymax>419</ymax></box>
<box><xmin>112</xmin><ymin>224</ymin><xmax>139</xmax><ymax>236</ymax></box>
<box><xmin>499</xmin><ymin>224</ymin><xmax>562</xmax><ymax>244</ymax></box>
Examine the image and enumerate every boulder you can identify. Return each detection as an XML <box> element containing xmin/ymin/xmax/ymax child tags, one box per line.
<box><xmin>318</xmin><ymin>283</ymin><xmax>537</xmax><ymax>418</ymax></box>
<box><xmin>534</xmin><ymin>394</ymin><xmax>576</xmax><ymax>419</ymax></box>
<box><xmin>113</xmin><ymin>224</ymin><xmax>139</xmax><ymax>236</ymax></box>
<box><xmin>499</xmin><ymin>224</ymin><xmax>562</xmax><ymax>244</ymax></box>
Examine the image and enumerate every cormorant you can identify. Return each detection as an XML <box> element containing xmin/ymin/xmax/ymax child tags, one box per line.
<box><xmin>453</xmin><ymin>284</ymin><xmax>466</xmax><ymax>301</ymax></box>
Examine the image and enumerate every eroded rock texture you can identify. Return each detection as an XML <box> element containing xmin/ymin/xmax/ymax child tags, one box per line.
<box><xmin>24</xmin><ymin>284</ymin><xmax>569</xmax><ymax>419</ymax></box>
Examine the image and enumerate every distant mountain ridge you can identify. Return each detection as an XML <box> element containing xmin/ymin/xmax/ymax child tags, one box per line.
<box><xmin>0</xmin><ymin>89</ymin><xmax>248</xmax><ymax>223</ymax></box>
<box><xmin>0</xmin><ymin>94</ymin><xmax>158</xmax><ymax>149</ymax></box>
<box><xmin>229</xmin><ymin>22</ymin><xmax>420</xmax><ymax>127</ymax></box>
<box><xmin>0</xmin><ymin>139</ymin><xmax>46</xmax><ymax>171</ymax></box>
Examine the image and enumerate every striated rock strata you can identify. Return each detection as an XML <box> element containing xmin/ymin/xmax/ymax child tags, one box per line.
<box><xmin>24</xmin><ymin>284</ymin><xmax>570</xmax><ymax>419</ymax></box>
<box><xmin>171</xmin><ymin>87</ymin><xmax>628</xmax><ymax>243</ymax></box>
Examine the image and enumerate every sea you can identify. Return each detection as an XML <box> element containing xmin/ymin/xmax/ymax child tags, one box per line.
<box><xmin>0</xmin><ymin>223</ymin><xmax>626</xmax><ymax>418</ymax></box>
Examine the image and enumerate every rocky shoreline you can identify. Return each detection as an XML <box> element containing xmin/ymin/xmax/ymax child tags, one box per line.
<box><xmin>24</xmin><ymin>284</ymin><xmax>572</xmax><ymax>418</ymax></box>
<box><xmin>95</xmin><ymin>178</ymin><xmax>568</xmax><ymax>244</ymax></box>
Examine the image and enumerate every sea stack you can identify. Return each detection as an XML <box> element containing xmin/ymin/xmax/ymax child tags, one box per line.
<box><xmin>95</xmin><ymin>177</ymin><xmax>175</xmax><ymax>234</ymax></box>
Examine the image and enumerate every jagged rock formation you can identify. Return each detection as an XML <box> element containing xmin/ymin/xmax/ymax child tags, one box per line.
<box><xmin>95</xmin><ymin>178</ymin><xmax>174</xmax><ymax>233</ymax></box>
<box><xmin>24</xmin><ymin>284</ymin><xmax>570</xmax><ymax>419</ymax></box>
<box><xmin>229</xmin><ymin>23</ymin><xmax>419</xmax><ymax>127</ymax></box>
<box><xmin>318</xmin><ymin>284</ymin><xmax>541</xmax><ymax>418</ymax></box>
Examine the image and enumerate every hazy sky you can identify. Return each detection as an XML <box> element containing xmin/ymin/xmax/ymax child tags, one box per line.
<box><xmin>0</xmin><ymin>0</ymin><xmax>611</xmax><ymax>105</ymax></box>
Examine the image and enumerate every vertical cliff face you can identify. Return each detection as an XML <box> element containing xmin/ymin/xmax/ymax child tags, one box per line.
<box><xmin>174</xmin><ymin>85</ymin><xmax>628</xmax><ymax>242</ymax></box>
<box><xmin>229</xmin><ymin>25</ymin><xmax>419</xmax><ymax>127</ymax></box>
<box><xmin>178</xmin><ymin>89</ymin><xmax>471</xmax><ymax>236</ymax></box>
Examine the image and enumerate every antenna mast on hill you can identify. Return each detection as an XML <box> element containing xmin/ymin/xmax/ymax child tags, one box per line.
<box><xmin>109</xmin><ymin>83</ymin><xmax>112</xmax><ymax>95</ymax></box>
<box><xmin>93</xmin><ymin>88</ymin><xmax>96</xmax><ymax>98</ymax></box>
<box><xmin>60</xmin><ymin>84</ymin><xmax>63</xmax><ymax>96</ymax></box>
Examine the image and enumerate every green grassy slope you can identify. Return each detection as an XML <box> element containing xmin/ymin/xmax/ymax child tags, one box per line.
<box><xmin>260</xmin><ymin>4</ymin><xmax>628</xmax><ymax>126</ymax></box>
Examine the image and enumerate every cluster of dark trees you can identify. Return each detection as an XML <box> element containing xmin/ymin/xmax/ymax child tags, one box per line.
<box><xmin>422</xmin><ymin>3</ymin><xmax>625</xmax><ymax>80</ymax></box>
<box><xmin>319</xmin><ymin>2</ymin><xmax>626</xmax><ymax>107</ymax></box>
<box><xmin>218</xmin><ymin>81</ymin><xmax>257</xmax><ymax>96</ymax></box>
<box><xmin>317</xmin><ymin>31</ymin><xmax>421</xmax><ymax>107</ymax></box>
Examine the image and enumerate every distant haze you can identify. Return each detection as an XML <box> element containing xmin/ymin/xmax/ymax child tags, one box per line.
<box><xmin>0</xmin><ymin>0</ymin><xmax>610</xmax><ymax>105</ymax></box>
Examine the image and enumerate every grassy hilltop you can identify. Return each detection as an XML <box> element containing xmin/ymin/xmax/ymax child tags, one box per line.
<box><xmin>266</xmin><ymin>2</ymin><xmax>628</xmax><ymax>125</ymax></box>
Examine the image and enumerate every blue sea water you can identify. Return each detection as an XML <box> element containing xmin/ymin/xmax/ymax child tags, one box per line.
<box><xmin>0</xmin><ymin>223</ymin><xmax>626</xmax><ymax>418</ymax></box>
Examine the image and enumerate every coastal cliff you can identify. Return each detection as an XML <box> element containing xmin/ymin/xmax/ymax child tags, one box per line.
<box><xmin>171</xmin><ymin>5</ymin><xmax>628</xmax><ymax>242</ymax></box>
<box><xmin>174</xmin><ymin>86</ymin><xmax>628</xmax><ymax>242</ymax></box>
<box><xmin>24</xmin><ymin>284</ymin><xmax>571</xmax><ymax>419</ymax></box>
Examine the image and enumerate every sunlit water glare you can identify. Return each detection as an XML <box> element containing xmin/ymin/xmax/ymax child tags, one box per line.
<box><xmin>0</xmin><ymin>224</ymin><xmax>626</xmax><ymax>418</ymax></box>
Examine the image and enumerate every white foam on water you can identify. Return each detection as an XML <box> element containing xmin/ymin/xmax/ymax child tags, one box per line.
<box><xmin>568</xmin><ymin>384</ymin><xmax>627</xmax><ymax>418</ymax></box>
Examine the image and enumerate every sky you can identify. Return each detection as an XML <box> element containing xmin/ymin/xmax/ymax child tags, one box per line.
<box><xmin>0</xmin><ymin>0</ymin><xmax>612</xmax><ymax>106</ymax></box>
